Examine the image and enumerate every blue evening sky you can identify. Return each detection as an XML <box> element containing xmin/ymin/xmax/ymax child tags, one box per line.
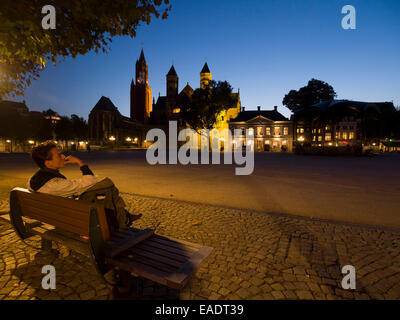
<box><xmin>20</xmin><ymin>0</ymin><xmax>400</xmax><ymax>119</ymax></box>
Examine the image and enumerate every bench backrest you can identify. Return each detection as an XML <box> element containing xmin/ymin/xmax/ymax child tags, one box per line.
<box><xmin>10</xmin><ymin>188</ymin><xmax>110</xmax><ymax>242</ymax></box>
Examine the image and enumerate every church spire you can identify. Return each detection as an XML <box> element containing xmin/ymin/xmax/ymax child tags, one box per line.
<box><xmin>200</xmin><ymin>62</ymin><xmax>212</xmax><ymax>89</ymax></box>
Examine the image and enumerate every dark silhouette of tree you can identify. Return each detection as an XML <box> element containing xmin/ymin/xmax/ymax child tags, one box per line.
<box><xmin>55</xmin><ymin>116</ymin><xmax>73</xmax><ymax>142</ymax></box>
<box><xmin>181</xmin><ymin>80</ymin><xmax>238</xmax><ymax>131</ymax></box>
<box><xmin>71</xmin><ymin>114</ymin><xmax>88</xmax><ymax>140</ymax></box>
<box><xmin>28</xmin><ymin>112</ymin><xmax>53</xmax><ymax>141</ymax></box>
<box><xmin>283</xmin><ymin>79</ymin><xmax>337</xmax><ymax>112</ymax></box>
<box><xmin>0</xmin><ymin>0</ymin><xmax>171</xmax><ymax>99</ymax></box>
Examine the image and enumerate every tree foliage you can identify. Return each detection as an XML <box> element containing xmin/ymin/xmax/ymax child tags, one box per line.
<box><xmin>181</xmin><ymin>80</ymin><xmax>237</xmax><ymax>131</ymax></box>
<box><xmin>0</xmin><ymin>0</ymin><xmax>171</xmax><ymax>98</ymax></box>
<box><xmin>282</xmin><ymin>79</ymin><xmax>337</xmax><ymax>112</ymax></box>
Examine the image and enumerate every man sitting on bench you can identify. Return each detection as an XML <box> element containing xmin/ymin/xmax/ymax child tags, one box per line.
<box><xmin>27</xmin><ymin>140</ymin><xmax>141</xmax><ymax>229</ymax></box>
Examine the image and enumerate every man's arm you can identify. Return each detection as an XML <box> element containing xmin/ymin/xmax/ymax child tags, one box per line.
<box><xmin>38</xmin><ymin>156</ymin><xmax>98</xmax><ymax>197</ymax></box>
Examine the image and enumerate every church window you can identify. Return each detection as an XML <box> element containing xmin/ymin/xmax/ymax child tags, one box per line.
<box><xmin>274</xmin><ymin>127</ymin><xmax>280</xmax><ymax>136</ymax></box>
<box><xmin>266</xmin><ymin>127</ymin><xmax>271</xmax><ymax>135</ymax></box>
<box><xmin>284</xmin><ymin>127</ymin><xmax>288</xmax><ymax>135</ymax></box>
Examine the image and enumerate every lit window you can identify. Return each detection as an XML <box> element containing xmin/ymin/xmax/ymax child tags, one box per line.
<box><xmin>325</xmin><ymin>133</ymin><xmax>332</xmax><ymax>141</ymax></box>
<box><xmin>325</xmin><ymin>125</ymin><xmax>330</xmax><ymax>131</ymax></box>
<box><xmin>318</xmin><ymin>129</ymin><xmax>321</xmax><ymax>134</ymax></box>
<box><xmin>172</xmin><ymin>108</ymin><xmax>181</xmax><ymax>113</ymax></box>
<box><xmin>282</xmin><ymin>140</ymin><xmax>287</xmax><ymax>145</ymax></box>
<box><xmin>349</xmin><ymin>132</ymin><xmax>354</xmax><ymax>140</ymax></box>
<box><xmin>336</xmin><ymin>131</ymin><xmax>340</xmax><ymax>139</ymax></box>
<box><xmin>300</xmin><ymin>128</ymin><xmax>304</xmax><ymax>134</ymax></box>
<box><xmin>342</xmin><ymin>132</ymin><xmax>348</xmax><ymax>140</ymax></box>
<box><xmin>274</xmin><ymin>127</ymin><xmax>280</xmax><ymax>136</ymax></box>
<box><xmin>296</xmin><ymin>128</ymin><xmax>300</xmax><ymax>133</ymax></box>
<box><xmin>318</xmin><ymin>136</ymin><xmax>322</xmax><ymax>142</ymax></box>
<box><xmin>284</xmin><ymin>127</ymin><xmax>288</xmax><ymax>135</ymax></box>
<box><xmin>266</xmin><ymin>127</ymin><xmax>271</xmax><ymax>135</ymax></box>
<box><xmin>313</xmin><ymin>136</ymin><xmax>316</xmax><ymax>141</ymax></box>
<box><xmin>257</xmin><ymin>127</ymin><xmax>263</xmax><ymax>136</ymax></box>
<box><xmin>248</xmin><ymin>128</ymin><xmax>254</xmax><ymax>136</ymax></box>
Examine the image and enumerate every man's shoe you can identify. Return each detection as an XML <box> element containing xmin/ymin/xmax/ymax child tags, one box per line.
<box><xmin>125</xmin><ymin>211</ymin><xmax>142</xmax><ymax>226</ymax></box>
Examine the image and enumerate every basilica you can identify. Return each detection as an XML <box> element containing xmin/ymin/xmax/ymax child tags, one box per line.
<box><xmin>88</xmin><ymin>50</ymin><xmax>241</xmax><ymax>147</ymax></box>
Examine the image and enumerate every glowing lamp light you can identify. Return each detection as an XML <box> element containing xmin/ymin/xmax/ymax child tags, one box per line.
<box><xmin>297</xmin><ymin>136</ymin><xmax>305</xmax><ymax>142</ymax></box>
<box><xmin>109</xmin><ymin>136</ymin><xmax>116</xmax><ymax>141</ymax></box>
<box><xmin>28</xmin><ymin>140</ymin><xmax>35</xmax><ymax>145</ymax></box>
<box><xmin>328</xmin><ymin>142</ymin><xmax>333</xmax><ymax>146</ymax></box>
<box><xmin>79</xmin><ymin>141</ymin><xmax>84</xmax><ymax>145</ymax></box>
<box><xmin>219</xmin><ymin>137</ymin><xmax>225</xmax><ymax>142</ymax></box>
<box><xmin>6</xmin><ymin>140</ymin><xmax>11</xmax><ymax>143</ymax></box>
<box><xmin>71</xmin><ymin>142</ymin><xmax>75</xmax><ymax>145</ymax></box>
<box><xmin>144</xmin><ymin>140</ymin><xmax>147</xmax><ymax>143</ymax></box>
<box><xmin>134</xmin><ymin>137</ymin><xmax>138</xmax><ymax>142</ymax></box>
<box><xmin>126</xmin><ymin>137</ymin><xmax>132</xmax><ymax>142</ymax></box>
<box><xmin>372</xmin><ymin>143</ymin><xmax>376</xmax><ymax>146</ymax></box>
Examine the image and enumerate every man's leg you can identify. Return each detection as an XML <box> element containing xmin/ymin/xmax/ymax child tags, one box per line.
<box><xmin>78</xmin><ymin>178</ymin><xmax>141</xmax><ymax>228</ymax></box>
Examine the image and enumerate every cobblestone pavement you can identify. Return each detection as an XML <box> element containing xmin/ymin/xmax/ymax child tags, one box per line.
<box><xmin>1</xmin><ymin>193</ymin><xmax>400</xmax><ymax>300</ymax></box>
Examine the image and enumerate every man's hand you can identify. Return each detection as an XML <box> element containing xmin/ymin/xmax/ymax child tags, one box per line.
<box><xmin>64</xmin><ymin>155</ymin><xmax>84</xmax><ymax>167</ymax></box>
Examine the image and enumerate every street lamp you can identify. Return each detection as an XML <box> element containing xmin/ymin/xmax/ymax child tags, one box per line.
<box><xmin>109</xmin><ymin>136</ymin><xmax>116</xmax><ymax>141</ymax></box>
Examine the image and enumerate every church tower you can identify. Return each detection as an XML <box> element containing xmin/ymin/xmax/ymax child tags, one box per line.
<box><xmin>130</xmin><ymin>49</ymin><xmax>152</xmax><ymax>124</ymax></box>
<box><xmin>200</xmin><ymin>62</ymin><xmax>212</xmax><ymax>89</ymax></box>
<box><xmin>166</xmin><ymin>65</ymin><xmax>178</xmax><ymax>111</ymax></box>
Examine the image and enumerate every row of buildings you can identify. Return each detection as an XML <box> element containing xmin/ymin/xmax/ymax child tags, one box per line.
<box><xmin>1</xmin><ymin>50</ymin><xmax>398</xmax><ymax>153</ymax></box>
<box><xmin>87</xmin><ymin>50</ymin><xmax>399</xmax><ymax>153</ymax></box>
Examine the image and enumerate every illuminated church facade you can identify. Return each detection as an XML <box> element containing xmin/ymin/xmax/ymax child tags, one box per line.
<box><xmin>88</xmin><ymin>50</ymin><xmax>241</xmax><ymax>146</ymax></box>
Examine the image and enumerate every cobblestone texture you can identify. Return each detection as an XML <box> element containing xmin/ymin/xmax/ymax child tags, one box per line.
<box><xmin>1</xmin><ymin>193</ymin><xmax>400</xmax><ymax>300</ymax></box>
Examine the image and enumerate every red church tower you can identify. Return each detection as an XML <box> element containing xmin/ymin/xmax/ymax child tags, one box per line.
<box><xmin>130</xmin><ymin>49</ymin><xmax>152</xmax><ymax>124</ymax></box>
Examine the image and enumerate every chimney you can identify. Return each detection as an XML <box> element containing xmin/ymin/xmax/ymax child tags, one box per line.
<box><xmin>257</xmin><ymin>106</ymin><xmax>261</xmax><ymax>111</ymax></box>
<box><xmin>242</xmin><ymin>107</ymin><xmax>245</xmax><ymax>112</ymax></box>
<box><xmin>274</xmin><ymin>106</ymin><xmax>278</xmax><ymax>111</ymax></box>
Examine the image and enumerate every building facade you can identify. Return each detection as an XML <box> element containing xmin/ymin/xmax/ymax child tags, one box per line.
<box><xmin>229</xmin><ymin>106</ymin><xmax>293</xmax><ymax>152</ymax></box>
<box><xmin>153</xmin><ymin>62</ymin><xmax>241</xmax><ymax>129</ymax></box>
<box><xmin>88</xmin><ymin>96</ymin><xmax>146</xmax><ymax>147</ymax></box>
<box><xmin>293</xmin><ymin>100</ymin><xmax>397</xmax><ymax>150</ymax></box>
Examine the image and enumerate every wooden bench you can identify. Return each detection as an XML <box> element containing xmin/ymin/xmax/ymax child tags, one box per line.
<box><xmin>8</xmin><ymin>187</ymin><xmax>213</xmax><ymax>292</ymax></box>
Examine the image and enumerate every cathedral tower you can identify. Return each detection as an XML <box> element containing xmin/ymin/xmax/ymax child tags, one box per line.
<box><xmin>130</xmin><ymin>49</ymin><xmax>152</xmax><ymax>123</ymax></box>
<box><xmin>200</xmin><ymin>62</ymin><xmax>212</xmax><ymax>89</ymax></box>
<box><xmin>166</xmin><ymin>65</ymin><xmax>178</xmax><ymax>102</ymax></box>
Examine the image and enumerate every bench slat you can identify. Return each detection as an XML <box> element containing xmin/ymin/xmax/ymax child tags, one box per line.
<box><xmin>119</xmin><ymin>251</ymin><xmax>178</xmax><ymax>273</ymax></box>
<box><xmin>140</xmin><ymin>238</ymin><xmax>194</xmax><ymax>258</ymax></box>
<box><xmin>20</xmin><ymin>197</ymin><xmax>89</xmax><ymax>220</ymax></box>
<box><xmin>166</xmin><ymin>246</ymin><xmax>214</xmax><ymax>288</ymax></box>
<box><xmin>129</xmin><ymin>246</ymin><xmax>185</xmax><ymax>268</ymax></box>
<box><xmin>134</xmin><ymin>242</ymin><xmax>189</xmax><ymax>263</ymax></box>
<box><xmin>150</xmin><ymin>235</ymin><xmax>202</xmax><ymax>251</ymax></box>
<box><xmin>106</xmin><ymin>228</ymin><xmax>154</xmax><ymax>258</ymax></box>
<box><xmin>17</xmin><ymin>206</ymin><xmax>88</xmax><ymax>236</ymax></box>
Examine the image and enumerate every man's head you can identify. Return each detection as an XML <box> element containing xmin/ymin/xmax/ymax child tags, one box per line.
<box><xmin>31</xmin><ymin>141</ymin><xmax>66</xmax><ymax>170</ymax></box>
